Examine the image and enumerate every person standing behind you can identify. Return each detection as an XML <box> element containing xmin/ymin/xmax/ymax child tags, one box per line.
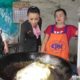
<box><xmin>0</xmin><ymin>29</ymin><xmax>9</xmax><ymax>58</ymax></box>
<box><xmin>20</xmin><ymin>6</ymin><xmax>41</xmax><ymax>52</ymax></box>
<box><xmin>41</xmin><ymin>8</ymin><xmax>77</xmax><ymax>61</ymax></box>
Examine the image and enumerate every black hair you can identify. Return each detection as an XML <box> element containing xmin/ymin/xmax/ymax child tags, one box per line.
<box><xmin>27</xmin><ymin>6</ymin><xmax>40</xmax><ymax>15</ymax></box>
<box><xmin>54</xmin><ymin>8</ymin><xmax>67</xmax><ymax>17</ymax></box>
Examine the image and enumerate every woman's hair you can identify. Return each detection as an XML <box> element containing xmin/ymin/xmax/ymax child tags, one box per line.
<box><xmin>54</xmin><ymin>8</ymin><xmax>67</xmax><ymax>17</ymax></box>
<box><xmin>27</xmin><ymin>6</ymin><xmax>40</xmax><ymax>15</ymax></box>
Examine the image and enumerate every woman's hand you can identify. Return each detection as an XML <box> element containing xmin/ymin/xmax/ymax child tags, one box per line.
<box><xmin>3</xmin><ymin>41</ymin><xmax>9</xmax><ymax>55</ymax></box>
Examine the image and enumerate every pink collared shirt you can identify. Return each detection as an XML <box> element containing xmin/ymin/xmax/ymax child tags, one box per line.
<box><xmin>32</xmin><ymin>25</ymin><xmax>41</xmax><ymax>39</ymax></box>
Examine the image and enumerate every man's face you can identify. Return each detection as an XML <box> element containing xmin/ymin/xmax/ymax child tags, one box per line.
<box><xmin>28</xmin><ymin>13</ymin><xmax>40</xmax><ymax>27</ymax></box>
<box><xmin>55</xmin><ymin>11</ymin><xmax>66</xmax><ymax>25</ymax></box>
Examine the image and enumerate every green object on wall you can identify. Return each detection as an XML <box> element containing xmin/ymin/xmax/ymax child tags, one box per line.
<box><xmin>0</xmin><ymin>0</ymin><xmax>19</xmax><ymax>7</ymax></box>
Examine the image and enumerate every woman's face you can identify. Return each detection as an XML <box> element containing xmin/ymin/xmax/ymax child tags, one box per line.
<box><xmin>28</xmin><ymin>13</ymin><xmax>40</xmax><ymax>27</ymax></box>
<box><xmin>55</xmin><ymin>11</ymin><xmax>66</xmax><ymax>25</ymax></box>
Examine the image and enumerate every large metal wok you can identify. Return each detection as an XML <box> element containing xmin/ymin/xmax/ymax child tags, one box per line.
<box><xmin>0</xmin><ymin>52</ymin><xmax>72</xmax><ymax>80</ymax></box>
